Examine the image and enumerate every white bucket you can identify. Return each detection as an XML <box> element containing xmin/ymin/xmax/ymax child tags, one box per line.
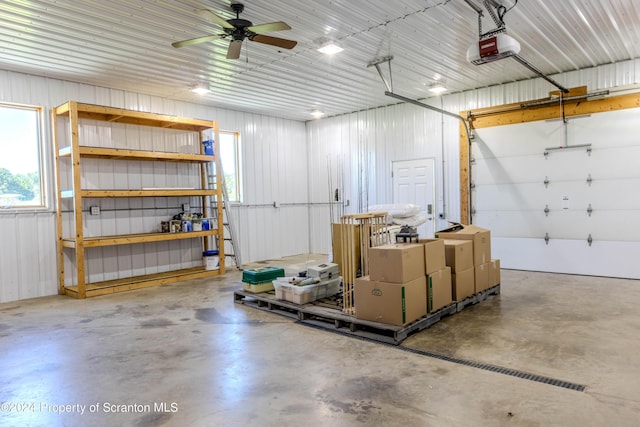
<box><xmin>203</xmin><ymin>250</ymin><xmax>219</xmax><ymax>270</ymax></box>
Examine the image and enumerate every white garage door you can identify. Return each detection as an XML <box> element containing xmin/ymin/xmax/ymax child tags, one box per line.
<box><xmin>472</xmin><ymin>107</ymin><xmax>640</xmax><ymax>279</ymax></box>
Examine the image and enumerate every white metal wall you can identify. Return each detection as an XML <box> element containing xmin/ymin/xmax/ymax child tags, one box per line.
<box><xmin>2</xmin><ymin>58</ymin><xmax>639</xmax><ymax>302</ymax></box>
<box><xmin>306</xmin><ymin>102</ymin><xmax>460</xmax><ymax>255</ymax></box>
<box><xmin>0</xmin><ymin>70</ymin><xmax>307</xmax><ymax>303</ymax></box>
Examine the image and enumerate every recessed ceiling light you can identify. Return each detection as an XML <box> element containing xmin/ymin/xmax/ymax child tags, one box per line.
<box><xmin>191</xmin><ymin>84</ymin><xmax>210</xmax><ymax>95</ymax></box>
<box><xmin>317</xmin><ymin>38</ymin><xmax>343</xmax><ymax>55</ymax></box>
<box><xmin>428</xmin><ymin>83</ymin><xmax>447</xmax><ymax>94</ymax></box>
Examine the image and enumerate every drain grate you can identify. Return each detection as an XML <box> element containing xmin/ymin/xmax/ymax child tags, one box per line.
<box><xmin>399</xmin><ymin>346</ymin><xmax>586</xmax><ymax>392</ymax></box>
<box><xmin>298</xmin><ymin>321</ymin><xmax>586</xmax><ymax>392</ymax></box>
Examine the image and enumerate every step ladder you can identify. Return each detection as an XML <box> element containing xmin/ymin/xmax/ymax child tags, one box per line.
<box><xmin>205</xmin><ymin>161</ymin><xmax>242</xmax><ymax>270</ymax></box>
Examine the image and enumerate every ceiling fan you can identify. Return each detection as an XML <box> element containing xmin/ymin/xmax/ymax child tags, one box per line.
<box><xmin>171</xmin><ymin>2</ymin><xmax>297</xmax><ymax>59</ymax></box>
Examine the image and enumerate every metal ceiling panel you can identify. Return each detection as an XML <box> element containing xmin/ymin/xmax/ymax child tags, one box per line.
<box><xmin>0</xmin><ymin>0</ymin><xmax>639</xmax><ymax>121</ymax></box>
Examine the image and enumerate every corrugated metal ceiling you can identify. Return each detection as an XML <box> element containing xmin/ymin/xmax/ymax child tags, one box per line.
<box><xmin>0</xmin><ymin>0</ymin><xmax>638</xmax><ymax>121</ymax></box>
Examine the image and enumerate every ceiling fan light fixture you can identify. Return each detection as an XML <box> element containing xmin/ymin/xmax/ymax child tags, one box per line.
<box><xmin>317</xmin><ymin>38</ymin><xmax>343</xmax><ymax>55</ymax></box>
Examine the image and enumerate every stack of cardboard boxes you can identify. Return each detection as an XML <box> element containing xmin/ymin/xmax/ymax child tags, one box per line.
<box><xmin>353</xmin><ymin>239</ymin><xmax>453</xmax><ymax>326</ymax></box>
<box><xmin>442</xmin><ymin>239</ymin><xmax>474</xmax><ymax>300</ymax></box>
<box><xmin>352</xmin><ymin>224</ymin><xmax>500</xmax><ymax>327</ymax></box>
<box><xmin>420</xmin><ymin>239</ymin><xmax>453</xmax><ymax>314</ymax></box>
<box><xmin>353</xmin><ymin>243</ymin><xmax>427</xmax><ymax>326</ymax></box>
<box><xmin>435</xmin><ymin>224</ymin><xmax>500</xmax><ymax>294</ymax></box>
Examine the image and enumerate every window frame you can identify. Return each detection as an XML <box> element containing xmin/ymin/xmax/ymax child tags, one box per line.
<box><xmin>0</xmin><ymin>102</ymin><xmax>47</xmax><ymax>211</ymax></box>
<box><xmin>218</xmin><ymin>130</ymin><xmax>242</xmax><ymax>204</ymax></box>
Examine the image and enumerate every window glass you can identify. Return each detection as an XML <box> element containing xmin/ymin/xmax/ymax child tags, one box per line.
<box><xmin>0</xmin><ymin>103</ymin><xmax>44</xmax><ymax>209</ymax></box>
<box><xmin>219</xmin><ymin>131</ymin><xmax>241</xmax><ymax>203</ymax></box>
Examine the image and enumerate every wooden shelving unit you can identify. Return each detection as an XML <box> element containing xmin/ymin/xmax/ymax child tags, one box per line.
<box><xmin>52</xmin><ymin>101</ymin><xmax>225</xmax><ymax>298</ymax></box>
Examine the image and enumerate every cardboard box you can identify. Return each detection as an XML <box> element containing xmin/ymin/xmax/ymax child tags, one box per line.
<box><xmin>436</xmin><ymin>224</ymin><xmax>491</xmax><ymax>266</ymax></box>
<box><xmin>451</xmin><ymin>267</ymin><xmax>475</xmax><ymax>301</ymax></box>
<box><xmin>368</xmin><ymin>243</ymin><xmax>425</xmax><ymax>283</ymax></box>
<box><xmin>474</xmin><ymin>262</ymin><xmax>491</xmax><ymax>292</ymax></box>
<box><xmin>354</xmin><ymin>276</ymin><xmax>427</xmax><ymax>326</ymax></box>
<box><xmin>443</xmin><ymin>240</ymin><xmax>473</xmax><ymax>273</ymax></box>
<box><xmin>427</xmin><ymin>267</ymin><xmax>452</xmax><ymax>313</ymax></box>
<box><xmin>332</xmin><ymin>223</ymin><xmax>360</xmax><ymax>275</ymax></box>
<box><xmin>489</xmin><ymin>259</ymin><xmax>501</xmax><ymax>287</ymax></box>
<box><xmin>418</xmin><ymin>238</ymin><xmax>446</xmax><ymax>274</ymax></box>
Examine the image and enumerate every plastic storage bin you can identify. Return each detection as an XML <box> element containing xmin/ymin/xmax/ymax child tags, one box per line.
<box><xmin>273</xmin><ymin>276</ymin><xmax>342</xmax><ymax>304</ymax></box>
<box><xmin>242</xmin><ymin>266</ymin><xmax>285</xmax><ymax>284</ymax></box>
<box><xmin>318</xmin><ymin>276</ymin><xmax>342</xmax><ymax>299</ymax></box>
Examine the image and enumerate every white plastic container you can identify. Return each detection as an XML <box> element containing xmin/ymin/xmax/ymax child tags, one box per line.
<box><xmin>273</xmin><ymin>280</ymin><xmax>319</xmax><ymax>304</ymax></box>
<box><xmin>203</xmin><ymin>250</ymin><xmax>219</xmax><ymax>270</ymax></box>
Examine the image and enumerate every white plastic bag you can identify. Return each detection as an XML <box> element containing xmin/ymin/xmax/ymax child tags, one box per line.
<box><xmin>368</xmin><ymin>203</ymin><xmax>421</xmax><ymax>218</ymax></box>
<box><xmin>392</xmin><ymin>213</ymin><xmax>427</xmax><ymax>227</ymax></box>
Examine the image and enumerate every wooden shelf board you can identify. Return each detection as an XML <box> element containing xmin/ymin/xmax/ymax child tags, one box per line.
<box><xmin>63</xmin><ymin>267</ymin><xmax>223</xmax><ymax>298</ymax></box>
<box><xmin>58</xmin><ymin>146</ymin><xmax>215</xmax><ymax>163</ymax></box>
<box><xmin>60</xmin><ymin>189</ymin><xmax>218</xmax><ymax>198</ymax></box>
<box><xmin>55</xmin><ymin>102</ymin><xmax>215</xmax><ymax>132</ymax></box>
<box><xmin>62</xmin><ymin>229</ymin><xmax>220</xmax><ymax>248</ymax></box>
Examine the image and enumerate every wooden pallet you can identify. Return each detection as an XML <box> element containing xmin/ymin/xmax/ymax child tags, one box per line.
<box><xmin>234</xmin><ymin>284</ymin><xmax>501</xmax><ymax>345</ymax></box>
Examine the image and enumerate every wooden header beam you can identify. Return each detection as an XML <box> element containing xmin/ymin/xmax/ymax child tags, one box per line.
<box><xmin>458</xmin><ymin>88</ymin><xmax>640</xmax><ymax>222</ymax></box>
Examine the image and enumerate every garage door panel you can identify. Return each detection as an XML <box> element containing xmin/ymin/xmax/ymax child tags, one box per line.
<box><xmin>587</xmin><ymin>146</ymin><xmax>640</xmax><ymax>178</ymax></box>
<box><xmin>475</xmin><ymin>204</ymin><xmax>639</xmax><ymax>241</ymax></box>
<box><xmin>473</xmin><ymin>183</ymin><xmax>545</xmax><ymax>211</ymax></box>
<box><xmin>571</xmin><ymin>109</ymin><xmax>640</xmax><ymax>148</ymax></box>
<box><xmin>473</xmin><ymin>210</ymin><xmax>547</xmax><ymax>238</ymax></box>
<box><xmin>474</xmin><ymin>122</ymin><xmax>562</xmax><ymax>158</ymax></box>
<box><xmin>493</xmin><ymin>237</ymin><xmax>640</xmax><ymax>279</ymax></box>
<box><xmin>473</xmin><ymin>155</ymin><xmax>545</xmax><ymax>185</ymax></box>
<box><xmin>544</xmin><ymin>150</ymin><xmax>590</xmax><ymax>181</ymax></box>
<box><xmin>471</xmin><ymin>107</ymin><xmax>640</xmax><ymax>278</ymax></box>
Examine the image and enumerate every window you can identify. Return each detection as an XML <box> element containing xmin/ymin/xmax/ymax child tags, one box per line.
<box><xmin>0</xmin><ymin>103</ymin><xmax>45</xmax><ymax>209</ymax></box>
<box><xmin>219</xmin><ymin>131</ymin><xmax>242</xmax><ymax>203</ymax></box>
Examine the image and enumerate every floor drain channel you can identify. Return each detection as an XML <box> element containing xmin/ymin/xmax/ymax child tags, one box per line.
<box><xmin>400</xmin><ymin>346</ymin><xmax>586</xmax><ymax>392</ymax></box>
<box><xmin>298</xmin><ymin>321</ymin><xmax>586</xmax><ymax>392</ymax></box>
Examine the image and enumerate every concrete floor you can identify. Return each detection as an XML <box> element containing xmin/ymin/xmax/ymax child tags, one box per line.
<box><xmin>1</xmin><ymin>254</ymin><xmax>640</xmax><ymax>427</ymax></box>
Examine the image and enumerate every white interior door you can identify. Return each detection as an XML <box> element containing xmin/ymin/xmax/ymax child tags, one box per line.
<box><xmin>392</xmin><ymin>158</ymin><xmax>436</xmax><ymax>238</ymax></box>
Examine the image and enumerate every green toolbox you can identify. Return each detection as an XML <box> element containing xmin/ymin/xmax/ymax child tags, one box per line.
<box><xmin>242</xmin><ymin>266</ymin><xmax>285</xmax><ymax>284</ymax></box>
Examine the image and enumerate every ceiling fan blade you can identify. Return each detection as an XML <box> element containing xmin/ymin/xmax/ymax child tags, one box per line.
<box><xmin>226</xmin><ymin>40</ymin><xmax>243</xmax><ymax>59</ymax></box>
<box><xmin>250</xmin><ymin>35</ymin><xmax>297</xmax><ymax>49</ymax></box>
<box><xmin>196</xmin><ymin>9</ymin><xmax>234</xmax><ymax>29</ymax></box>
<box><xmin>247</xmin><ymin>21</ymin><xmax>292</xmax><ymax>34</ymax></box>
<box><xmin>172</xmin><ymin>34</ymin><xmax>224</xmax><ymax>48</ymax></box>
